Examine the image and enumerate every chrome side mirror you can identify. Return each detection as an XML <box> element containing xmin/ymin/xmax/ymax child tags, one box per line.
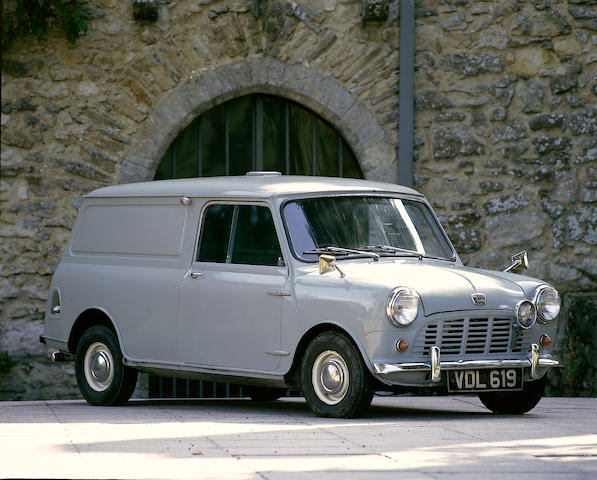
<box><xmin>504</xmin><ymin>250</ymin><xmax>529</xmax><ymax>273</ymax></box>
<box><xmin>319</xmin><ymin>254</ymin><xmax>345</xmax><ymax>278</ymax></box>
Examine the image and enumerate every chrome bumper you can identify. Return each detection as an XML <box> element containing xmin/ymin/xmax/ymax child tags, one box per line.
<box><xmin>374</xmin><ymin>344</ymin><xmax>560</xmax><ymax>382</ymax></box>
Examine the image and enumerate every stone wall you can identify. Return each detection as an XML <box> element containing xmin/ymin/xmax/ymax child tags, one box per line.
<box><xmin>413</xmin><ymin>0</ymin><xmax>596</xmax><ymax>279</ymax></box>
<box><xmin>1</xmin><ymin>0</ymin><xmax>596</xmax><ymax>399</ymax></box>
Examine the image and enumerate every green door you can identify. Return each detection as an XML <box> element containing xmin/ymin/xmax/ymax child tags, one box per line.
<box><xmin>154</xmin><ymin>94</ymin><xmax>363</xmax><ymax>180</ymax></box>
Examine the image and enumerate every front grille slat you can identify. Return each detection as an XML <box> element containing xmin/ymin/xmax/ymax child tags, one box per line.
<box><xmin>414</xmin><ymin>316</ymin><xmax>530</xmax><ymax>357</ymax></box>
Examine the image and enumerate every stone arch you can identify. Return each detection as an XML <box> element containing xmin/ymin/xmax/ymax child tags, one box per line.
<box><xmin>119</xmin><ymin>57</ymin><xmax>396</xmax><ymax>184</ymax></box>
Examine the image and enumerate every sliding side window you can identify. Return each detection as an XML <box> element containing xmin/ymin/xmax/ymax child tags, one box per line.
<box><xmin>197</xmin><ymin>204</ymin><xmax>283</xmax><ymax>266</ymax></box>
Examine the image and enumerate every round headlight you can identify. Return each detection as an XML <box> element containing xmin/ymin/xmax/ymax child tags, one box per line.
<box><xmin>386</xmin><ymin>287</ymin><xmax>420</xmax><ymax>327</ymax></box>
<box><xmin>515</xmin><ymin>300</ymin><xmax>536</xmax><ymax>329</ymax></box>
<box><xmin>534</xmin><ymin>285</ymin><xmax>560</xmax><ymax>323</ymax></box>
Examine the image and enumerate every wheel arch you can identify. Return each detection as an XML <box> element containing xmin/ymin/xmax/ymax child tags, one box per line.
<box><xmin>284</xmin><ymin>322</ymin><xmax>375</xmax><ymax>387</ymax></box>
<box><xmin>68</xmin><ymin>308</ymin><xmax>119</xmax><ymax>355</ymax></box>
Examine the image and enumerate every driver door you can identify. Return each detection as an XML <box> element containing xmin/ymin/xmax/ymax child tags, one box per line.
<box><xmin>178</xmin><ymin>203</ymin><xmax>287</xmax><ymax>372</ymax></box>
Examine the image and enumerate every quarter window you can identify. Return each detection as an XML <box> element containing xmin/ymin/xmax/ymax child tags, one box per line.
<box><xmin>198</xmin><ymin>205</ymin><xmax>283</xmax><ymax>267</ymax></box>
<box><xmin>197</xmin><ymin>205</ymin><xmax>233</xmax><ymax>263</ymax></box>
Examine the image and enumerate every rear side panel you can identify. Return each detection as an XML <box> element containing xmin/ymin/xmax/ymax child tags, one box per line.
<box><xmin>43</xmin><ymin>196</ymin><xmax>199</xmax><ymax>363</ymax></box>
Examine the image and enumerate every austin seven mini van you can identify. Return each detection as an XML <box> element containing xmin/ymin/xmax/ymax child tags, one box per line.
<box><xmin>41</xmin><ymin>173</ymin><xmax>561</xmax><ymax>417</ymax></box>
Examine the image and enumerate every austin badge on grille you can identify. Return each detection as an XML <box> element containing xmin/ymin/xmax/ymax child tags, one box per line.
<box><xmin>471</xmin><ymin>293</ymin><xmax>486</xmax><ymax>306</ymax></box>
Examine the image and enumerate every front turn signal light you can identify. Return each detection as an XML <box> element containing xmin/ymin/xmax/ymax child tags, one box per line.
<box><xmin>540</xmin><ymin>334</ymin><xmax>552</xmax><ymax>347</ymax></box>
<box><xmin>396</xmin><ymin>339</ymin><xmax>409</xmax><ymax>352</ymax></box>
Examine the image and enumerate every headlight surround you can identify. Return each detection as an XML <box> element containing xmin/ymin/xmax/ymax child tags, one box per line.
<box><xmin>515</xmin><ymin>300</ymin><xmax>536</xmax><ymax>329</ymax></box>
<box><xmin>386</xmin><ymin>287</ymin><xmax>420</xmax><ymax>327</ymax></box>
<box><xmin>534</xmin><ymin>285</ymin><xmax>560</xmax><ymax>323</ymax></box>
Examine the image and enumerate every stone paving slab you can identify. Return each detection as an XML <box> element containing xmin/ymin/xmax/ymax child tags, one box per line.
<box><xmin>1</xmin><ymin>396</ymin><xmax>596</xmax><ymax>479</ymax></box>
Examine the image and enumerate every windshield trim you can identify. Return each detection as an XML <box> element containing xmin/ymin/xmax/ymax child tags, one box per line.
<box><xmin>279</xmin><ymin>193</ymin><xmax>457</xmax><ymax>264</ymax></box>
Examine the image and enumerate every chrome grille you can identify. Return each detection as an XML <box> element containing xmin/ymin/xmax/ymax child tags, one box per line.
<box><xmin>414</xmin><ymin>316</ymin><xmax>528</xmax><ymax>357</ymax></box>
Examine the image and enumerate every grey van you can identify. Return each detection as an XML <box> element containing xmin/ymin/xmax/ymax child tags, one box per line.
<box><xmin>42</xmin><ymin>173</ymin><xmax>561</xmax><ymax>417</ymax></box>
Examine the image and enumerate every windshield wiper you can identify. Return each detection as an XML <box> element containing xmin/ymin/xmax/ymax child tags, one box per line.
<box><xmin>359</xmin><ymin>245</ymin><xmax>422</xmax><ymax>258</ymax></box>
<box><xmin>304</xmin><ymin>246</ymin><xmax>380</xmax><ymax>260</ymax></box>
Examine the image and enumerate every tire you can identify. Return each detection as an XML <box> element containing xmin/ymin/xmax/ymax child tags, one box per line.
<box><xmin>478</xmin><ymin>374</ymin><xmax>547</xmax><ymax>415</ymax></box>
<box><xmin>243</xmin><ymin>386</ymin><xmax>286</xmax><ymax>401</ymax></box>
<box><xmin>74</xmin><ymin>325</ymin><xmax>138</xmax><ymax>406</ymax></box>
<box><xmin>301</xmin><ymin>331</ymin><xmax>374</xmax><ymax>418</ymax></box>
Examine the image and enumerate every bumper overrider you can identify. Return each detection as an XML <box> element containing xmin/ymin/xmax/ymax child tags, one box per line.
<box><xmin>374</xmin><ymin>344</ymin><xmax>560</xmax><ymax>383</ymax></box>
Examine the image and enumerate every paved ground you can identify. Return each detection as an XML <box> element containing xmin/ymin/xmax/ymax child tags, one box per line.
<box><xmin>1</xmin><ymin>396</ymin><xmax>596</xmax><ymax>479</ymax></box>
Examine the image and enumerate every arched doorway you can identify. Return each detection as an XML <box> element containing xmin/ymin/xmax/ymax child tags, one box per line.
<box><xmin>153</xmin><ymin>94</ymin><xmax>363</xmax><ymax>180</ymax></box>
<box><xmin>119</xmin><ymin>58</ymin><xmax>396</xmax><ymax>185</ymax></box>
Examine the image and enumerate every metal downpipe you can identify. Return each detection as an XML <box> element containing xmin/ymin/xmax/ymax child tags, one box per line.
<box><xmin>398</xmin><ymin>0</ymin><xmax>415</xmax><ymax>187</ymax></box>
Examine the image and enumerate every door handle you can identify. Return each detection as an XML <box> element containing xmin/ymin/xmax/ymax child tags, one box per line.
<box><xmin>267</xmin><ymin>290</ymin><xmax>290</xmax><ymax>296</ymax></box>
<box><xmin>190</xmin><ymin>272</ymin><xmax>202</xmax><ymax>279</ymax></box>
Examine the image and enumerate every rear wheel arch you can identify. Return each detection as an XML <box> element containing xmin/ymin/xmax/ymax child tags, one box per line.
<box><xmin>68</xmin><ymin>308</ymin><xmax>119</xmax><ymax>355</ymax></box>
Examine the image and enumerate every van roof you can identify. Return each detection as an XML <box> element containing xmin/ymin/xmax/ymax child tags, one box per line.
<box><xmin>85</xmin><ymin>174</ymin><xmax>422</xmax><ymax>199</ymax></box>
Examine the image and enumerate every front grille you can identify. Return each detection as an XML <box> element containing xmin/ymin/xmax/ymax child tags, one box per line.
<box><xmin>414</xmin><ymin>316</ymin><xmax>530</xmax><ymax>357</ymax></box>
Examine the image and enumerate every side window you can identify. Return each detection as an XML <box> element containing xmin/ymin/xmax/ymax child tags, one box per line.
<box><xmin>197</xmin><ymin>204</ymin><xmax>233</xmax><ymax>262</ymax></box>
<box><xmin>232</xmin><ymin>206</ymin><xmax>283</xmax><ymax>266</ymax></box>
<box><xmin>197</xmin><ymin>204</ymin><xmax>283</xmax><ymax>266</ymax></box>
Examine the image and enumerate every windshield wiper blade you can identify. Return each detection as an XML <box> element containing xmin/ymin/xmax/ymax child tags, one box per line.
<box><xmin>360</xmin><ymin>245</ymin><xmax>422</xmax><ymax>258</ymax></box>
<box><xmin>304</xmin><ymin>246</ymin><xmax>380</xmax><ymax>260</ymax></box>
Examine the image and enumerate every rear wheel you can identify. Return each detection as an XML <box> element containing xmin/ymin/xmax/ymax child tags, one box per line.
<box><xmin>301</xmin><ymin>331</ymin><xmax>374</xmax><ymax>418</ymax></box>
<box><xmin>75</xmin><ymin>325</ymin><xmax>138</xmax><ymax>406</ymax></box>
<box><xmin>478</xmin><ymin>375</ymin><xmax>547</xmax><ymax>414</ymax></box>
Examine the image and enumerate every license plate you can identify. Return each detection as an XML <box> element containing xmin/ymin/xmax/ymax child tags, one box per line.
<box><xmin>447</xmin><ymin>368</ymin><xmax>523</xmax><ymax>393</ymax></box>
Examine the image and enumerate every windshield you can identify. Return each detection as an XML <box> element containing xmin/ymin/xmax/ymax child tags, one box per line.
<box><xmin>283</xmin><ymin>196</ymin><xmax>455</xmax><ymax>261</ymax></box>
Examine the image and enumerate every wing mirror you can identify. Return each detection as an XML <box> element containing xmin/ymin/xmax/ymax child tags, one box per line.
<box><xmin>319</xmin><ymin>254</ymin><xmax>345</xmax><ymax>278</ymax></box>
<box><xmin>504</xmin><ymin>250</ymin><xmax>529</xmax><ymax>273</ymax></box>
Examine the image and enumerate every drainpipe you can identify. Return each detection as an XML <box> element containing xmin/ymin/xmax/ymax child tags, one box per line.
<box><xmin>398</xmin><ymin>0</ymin><xmax>415</xmax><ymax>187</ymax></box>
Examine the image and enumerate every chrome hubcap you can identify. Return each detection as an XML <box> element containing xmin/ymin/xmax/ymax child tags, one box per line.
<box><xmin>321</xmin><ymin>360</ymin><xmax>344</xmax><ymax>394</ymax></box>
<box><xmin>91</xmin><ymin>352</ymin><xmax>110</xmax><ymax>383</ymax></box>
<box><xmin>312</xmin><ymin>350</ymin><xmax>349</xmax><ymax>405</ymax></box>
<box><xmin>84</xmin><ymin>342</ymin><xmax>114</xmax><ymax>392</ymax></box>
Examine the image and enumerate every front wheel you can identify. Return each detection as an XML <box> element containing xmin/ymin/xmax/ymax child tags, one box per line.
<box><xmin>478</xmin><ymin>374</ymin><xmax>547</xmax><ymax>414</ymax></box>
<box><xmin>301</xmin><ymin>331</ymin><xmax>374</xmax><ymax>418</ymax></box>
<box><xmin>75</xmin><ymin>325</ymin><xmax>138</xmax><ymax>406</ymax></box>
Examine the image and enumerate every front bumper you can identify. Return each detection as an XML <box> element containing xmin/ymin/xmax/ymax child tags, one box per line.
<box><xmin>374</xmin><ymin>344</ymin><xmax>560</xmax><ymax>382</ymax></box>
